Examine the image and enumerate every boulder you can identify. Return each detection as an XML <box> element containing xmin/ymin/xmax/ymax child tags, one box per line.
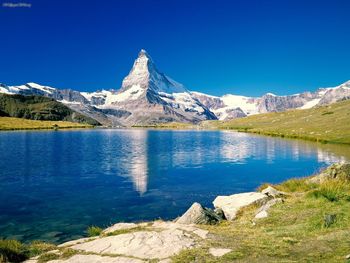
<box><xmin>261</xmin><ymin>186</ymin><xmax>286</xmax><ymax>198</ymax></box>
<box><xmin>176</xmin><ymin>202</ymin><xmax>222</xmax><ymax>225</ymax></box>
<box><xmin>255</xmin><ymin>198</ymin><xmax>283</xmax><ymax>219</ymax></box>
<box><xmin>213</xmin><ymin>192</ymin><xmax>268</xmax><ymax>220</ymax></box>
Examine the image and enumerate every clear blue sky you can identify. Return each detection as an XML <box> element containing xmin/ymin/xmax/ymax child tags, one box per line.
<box><xmin>1</xmin><ymin>0</ymin><xmax>350</xmax><ymax>96</ymax></box>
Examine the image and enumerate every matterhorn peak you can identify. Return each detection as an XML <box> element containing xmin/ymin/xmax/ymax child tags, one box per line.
<box><xmin>120</xmin><ymin>49</ymin><xmax>187</xmax><ymax>94</ymax></box>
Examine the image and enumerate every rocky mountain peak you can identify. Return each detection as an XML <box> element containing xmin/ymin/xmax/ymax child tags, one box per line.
<box><xmin>120</xmin><ymin>50</ymin><xmax>187</xmax><ymax>94</ymax></box>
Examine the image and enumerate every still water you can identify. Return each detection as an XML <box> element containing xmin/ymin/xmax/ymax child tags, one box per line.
<box><xmin>0</xmin><ymin>129</ymin><xmax>349</xmax><ymax>243</ymax></box>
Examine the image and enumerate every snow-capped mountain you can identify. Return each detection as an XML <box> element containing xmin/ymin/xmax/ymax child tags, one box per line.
<box><xmin>1</xmin><ymin>50</ymin><xmax>349</xmax><ymax>124</ymax></box>
<box><xmin>0</xmin><ymin>50</ymin><xmax>216</xmax><ymax>125</ymax></box>
<box><xmin>191</xmin><ymin>81</ymin><xmax>350</xmax><ymax>120</ymax></box>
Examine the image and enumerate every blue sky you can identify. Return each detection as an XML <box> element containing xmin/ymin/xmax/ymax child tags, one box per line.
<box><xmin>1</xmin><ymin>0</ymin><xmax>350</xmax><ymax>96</ymax></box>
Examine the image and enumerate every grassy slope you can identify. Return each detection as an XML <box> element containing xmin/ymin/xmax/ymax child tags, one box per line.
<box><xmin>0</xmin><ymin>117</ymin><xmax>92</xmax><ymax>130</ymax></box>
<box><xmin>0</xmin><ymin>94</ymin><xmax>100</xmax><ymax>126</ymax></box>
<box><xmin>173</xmin><ymin>170</ymin><xmax>350</xmax><ymax>263</ymax></box>
<box><xmin>204</xmin><ymin>99</ymin><xmax>350</xmax><ymax>144</ymax></box>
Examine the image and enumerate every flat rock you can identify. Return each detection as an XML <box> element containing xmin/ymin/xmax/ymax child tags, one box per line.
<box><xmin>47</xmin><ymin>254</ymin><xmax>144</xmax><ymax>263</ymax></box>
<box><xmin>209</xmin><ymin>248</ymin><xmax>232</xmax><ymax>257</ymax></box>
<box><xmin>176</xmin><ymin>202</ymin><xmax>222</xmax><ymax>225</ymax></box>
<box><xmin>72</xmin><ymin>229</ymin><xmax>195</xmax><ymax>259</ymax></box>
<box><xmin>103</xmin><ymin>223</ymin><xmax>138</xmax><ymax>234</ymax></box>
<box><xmin>151</xmin><ymin>221</ymin><xmax>208</xmax><ymax>239</ymax></box>
<box><xmin>213</xmin><ymin>192</ymin><xmax>268</xmax><ymax>220</ymax></box>
<box><xmin>58</xmin><ymin>236</ymin><xmax>98</xmax><ymax>247</ymax></box>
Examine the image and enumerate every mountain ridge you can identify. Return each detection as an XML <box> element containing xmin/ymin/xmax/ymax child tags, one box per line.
<box><xmin>1</xmin><ymin>50</ymin><xmax>349</xmax><ymax>125</ymax></box>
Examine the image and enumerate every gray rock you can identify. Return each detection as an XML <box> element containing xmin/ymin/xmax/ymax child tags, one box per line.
<box><xmin>213</xmin><ymin>192</ymin><xmax>268</xmax><ymax>220</ymax></box>
<box><xmin>176</xmin><ymin>202</ymin><xmax>222</xmax><ymax>225</ymax></box>
<box><xmin>308</xmin><ymin>163</ymin><xmax>350</xmax><ymax>184</ymax></box>
<box><xmin>72</xmin><ymin>229</ymin><xmax>195</xmax><ymax>260</ymax></box>
<box><xmin>255</xmin><ymin>198</ymin><xmax>283</xmax><ymax>219</ymax></box>
<box><xmin>214</xmin><ymin>208</ymin><xmax>226</xmax><ymax>220</ymax></box>
<box><xmin>261</xmin><ymin>186</ymin><xmax>286</xmax><ymax>198</ymax></box>
<box><xmin>324</xmin><ymin>214</ymin><xmax>337</xmax><ymax>228</ymax></box>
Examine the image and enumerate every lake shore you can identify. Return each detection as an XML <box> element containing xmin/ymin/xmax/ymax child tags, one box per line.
<box><xmin>0</xmin><ymin>117</ymin><xmax>93</xmax><ymax>131</ymax></box>
<box><xmin>2</xmin><ymin>98</ymin><xmax>350</xmax><ymax>146</ymax></box>
<box><xmin>2</xmin><ymin>163</ymin><xmax>349</xmax><ymax>263</ymax></box>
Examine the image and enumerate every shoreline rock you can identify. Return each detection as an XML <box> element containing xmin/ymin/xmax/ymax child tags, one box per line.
<box><xmin>213</xmin><ymin>192</ymin><xmax>269</xmax><ymax>220</ymax></box>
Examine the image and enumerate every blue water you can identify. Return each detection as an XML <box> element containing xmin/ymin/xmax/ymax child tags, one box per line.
<box><xmin>0</xmin><ymin>129</ymin><xmax>349</xmax><ymax>243</ymax></box>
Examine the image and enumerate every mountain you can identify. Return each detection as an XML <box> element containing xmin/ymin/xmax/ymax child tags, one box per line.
<box><xmin>191</xmin><ymin>81</ymin><xmax>350</xmax><ymax>120</ymax></box>
<box><xmin>1</xmin><ymin>49</ymin><xmax>349</xmax><ymax>124</ymax></box>
<box><xmin>0</xmin><ymin>50</ymin><xmax>216</xmax><ymax>126</ymax></box>
<box><xmin>0</xmin><ymin>94</ymin><xmax>101</xmax><ymax>125</ymax></box>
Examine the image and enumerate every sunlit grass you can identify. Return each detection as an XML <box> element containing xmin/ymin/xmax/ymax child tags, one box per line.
<box><xmin>204</xmin><ymin>99</ymin><xmax>350</xmax><ymax>144</ymax></box>
<box><xmin>0</xmin><ymin>117</ymin><xmax>93</xmax><ymax>130</ymax></box>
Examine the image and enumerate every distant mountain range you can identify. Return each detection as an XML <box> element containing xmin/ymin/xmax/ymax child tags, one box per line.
<box><xmin>1</xmin><ymin>49</ymin><xmax>350</xmax><ymax>126</ymax></box>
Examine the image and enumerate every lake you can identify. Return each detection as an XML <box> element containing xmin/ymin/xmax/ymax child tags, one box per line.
<box><xmin>0</xmin><ymin>129</ymin><xmax>349</xmax><ymax>243</ymax></box>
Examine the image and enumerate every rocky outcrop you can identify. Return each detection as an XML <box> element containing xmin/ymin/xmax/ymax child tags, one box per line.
<box><xmin>213</xmin><ymin>192</ymin><xmax>268</xmax><ymax>220</ymax></box>
<box><xmin>308</xmin><ymin>163</ymin><xmax>350</xmax><ymax>184</ymax></box>
<box><xmin>176</xmin><ymin>202</ymin><xmax>224</xmax><ymax>225</ymax></box>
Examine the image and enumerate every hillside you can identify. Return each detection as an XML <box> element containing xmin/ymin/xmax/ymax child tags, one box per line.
<box><xmin>0</xmin><ymin>117</ymin><xmax>93</xmax><ymax>130</ymax></box>
<box><xmin>203</xmin><ymin>99</ymin><xmax>350</xmax><ymax>144</ymax></box>
<box><xmin>0</xmin><ymin>94</ymin><xmax>100</xmax><ymax>126</ymax></box>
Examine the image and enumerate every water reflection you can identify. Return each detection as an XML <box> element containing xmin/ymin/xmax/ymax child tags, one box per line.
<box><xmin>117</xmin><ymin>130</ymin><xmax>349</xmax><ymax>195</ymax></box>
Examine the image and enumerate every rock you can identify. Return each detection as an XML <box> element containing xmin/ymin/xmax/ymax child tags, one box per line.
<box><xmin>308</xmin><ymin>163</ymin><xmax>350</xmax><ymax>184</ymax></box>
<box><xmin>71</xmin><ymin>229</ymin><xmax>195</xmax><ymax>260</ymax></box>
<box><xmin>151</xmin><ymin>221</ymin><xmax>208</xmax><ymax>239</ymax></box>
<box><xmin>176</xmin><ymin>202</ymin><xmax>222</xmax><ymax>225</ymax></box>
<box><xmin>324</xmin><ymin>214</ymin><xmax>337</xmax><ymax>228</ymax></box>
<box><xmin>47</xmin><ymin>254</ymin><xmax>144</xmax><ymax>262</ymax></box>
<box><xmin>214</xmin><ymin>208</ymin><xmax>226</xmax><ymax>220</ymax></box>
<box><xmin>58</xmin><ymin>236</ymin><xmax>99</xmax><ymax>247</ymax></box>
<box><xmin>255</xmin><ymin>210</ymin><xmax>268</xmax><ymax>219</ymax></box>
<box><xmin>213</xmin><ymin>192</ymin><xmax>268</xmax><ymax>220</ymax></box>
<box><xmin>103</xmin><ymin>223</ymin><xmax>138</xmax><ymax>234</ymax></box>
<box><xmin>261</xmin><ymin>186</ymin><xmax>286</xmax><ymax>198</ymax></box>
<box><xmin>255</xmin><ymin>198</ymin><xmax>283</xmax><ymax>219</ymax></box>
<box><xmin>209</xmin><ymin>248</ymin><xmax>232</xmax><ymax>257</ymax></box>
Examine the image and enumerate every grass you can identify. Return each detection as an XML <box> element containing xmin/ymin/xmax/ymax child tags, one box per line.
<box><xmin>0</xmin><ymin>117</ymin><xmax>93</xmax><ymax>131</ymax></box>
<box><xmin>86</xmin><ymin>226</ymin><xmax>103</xmax><ymax>237</ymax></box>
<box><xmin>172</xmin><ymin>166</ymin><xmax>350</xmax><ymax>263</ymax></box>
<box><xmin>0</xmin><ymin>240</ymin><xmax>56</xmax><ymax>263</ymax></box>
<box><xmin>204</xmin><ymin>99</ymin><xmax>350</xmax><ymax>144</ymax></box>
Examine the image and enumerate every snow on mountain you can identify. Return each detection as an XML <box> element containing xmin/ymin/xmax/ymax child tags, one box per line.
<box><xmin>192</xmin><ymin>80</ymin><xmax>350</xmax><ymax>120</ymax></box>
<box><xmin>1</xmin><ymin>50</ymin><xmax>349</xmax><ymax>124</ymax></box>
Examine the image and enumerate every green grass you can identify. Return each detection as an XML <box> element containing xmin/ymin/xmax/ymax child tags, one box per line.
<box><xmin>172</xmin><ymin>166</ymin><xmax>350</xmax><ymax>262</ymax></box>
<box><xmin>0</xmin><ymin>117</ymin><xmax>93</xmax><ymax>130</ymax></box>
<box><xmin>86</xmin><ymin>226</ymin><xmax>103</xmax><ymax>237</ymax></box>
<box><xmin>204</xmin><ymin>99</ymin><xmax>350</xmax><ymax>144</ymax></box>
<box><xmin>0</xmin><ymin>240</ymin><xmax>56</xmax><ymax>263</ymax></box>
